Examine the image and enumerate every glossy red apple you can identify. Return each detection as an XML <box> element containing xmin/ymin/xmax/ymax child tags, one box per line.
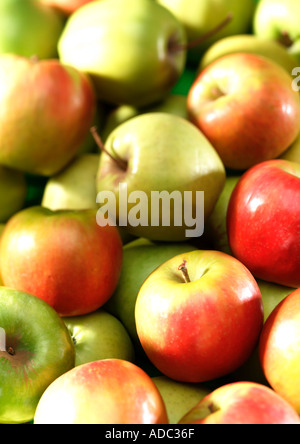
<box><xmin>34</xmin><ymin>359</ymin><xmax>169</xmax><ymax>424</ymax></box>
<box><xmin>227</xmin><ymin>159</ymin><xmax>300</xmax><ymax>288</ymax></box>
<box><xmin>178</xmin><ymin>382</ymin><xmax>300</xmax><ymax>424</ymax></box>
<box><xmin>259</xmin><ymin>288</ymin><xmax>300</xmax><ymax>414</ymax></box>
<box><xmin>135</xmin><ymin>250</ymin><xmax>264</xmax><ymax>383</ymax></box>
<box><xmin>0</xmin><ymin>54</ymin><xmax>96</xmax><ymax>176</ymax></box>
<box><xmin>40</xmin><ymin>0</ymin><xmax>95</xmax><ymax>15</ymax></box>
<box><xmin>187</xmin><ymin>53</ymin><xmax>300</xmax><ymax>170</ymax></box>
<box><xmin>0</xmin><ymin>207</ymin><xmax>123</xmax><ymax>317</ymax></box>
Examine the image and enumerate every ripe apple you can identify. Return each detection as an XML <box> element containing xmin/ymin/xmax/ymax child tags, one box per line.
<box><xmin>40</xmin><ymin>0</ymin><xmax>95</xmax><ymax>15</ymax></box>
<box><xmin>34</xmin><ymin>359</ymin><xmax>169</xmax><ymax>424</ymax></box>
<box><xmin>42</xmin><ymin>154</ymin><xmax>99</xmax><ymax>211</ymax></box>
<box><xmin>254</xmin><ymin>0</ymin><xmax>300</xmax><ymax>61</ymax></box>
<box><xmin>0</xmin><ymin>166</ymin><xmax>27</xmax><ymax>223</ymax></box>
<box><xmin>178</xmin><ymin>382</ymin><xmax>300</xmax><ymax>424</ymax></box>
<box><xmin>156</xmin><ymin>0</ymin><xmax>256</xmax><ymax>64</ymax></box>
<box><xmin>227</xmin><ymin>159</ymin><xmax>300</xmax><ymax>288</ymax></box>
<box><xmin>0</xmin><ymin>54</ymin><xmax>96</xmax><ymax>176</ymax></box>
<box><xmin>259</xmin><ymin>288</ymin><xmax>300</xmax><ymax>414</ymax></box>
<box><xmin>199</xmin><ymin>34</ymin><xmax>299</xmax><ymax>73</ymax></box>
<box><xmin>63</xmin><ymin>309</ymin><xmax>135</xmax><ymax>367</ymax></box>
<box><xmin>0</xmin><ymin>207</ymin><xmax>123</xmax><ymax>317</ymax></box>
<box><xmin>105</xmin><ymin>238</ymin><xmax>196</xmax><ymax>347</ymax></box>
<box><xmin>188</xmin><ymin>53</ymin><xmax>300</xmax><ymax>170</ymax></box>
<box><xmin>0</xmin><ymin>0</ymin><xmax>65</xmax><ymax>59</ymax></box>
<box><xmin>135</xmin><ymin>250</ymin><xmax>264</xmax><ymax>383</ymax></box>
<box><xmin>152</xmin><ymin>375</ymin><xmax>211</xmax><ymax>424</ymax></box>
<box><xmin>96</xmin><ymin>112</ymin><xmax>226</xmax><ymax>242</ymax></box>
<box><xmin>0</xmin><ymin>287</ymin><xmax>75</xmax><ymax>424</ymax></box>
<box><xmin>58</xmin><ymin>0</ymin><xmax>187</xmax><ymax>107</ymax></box>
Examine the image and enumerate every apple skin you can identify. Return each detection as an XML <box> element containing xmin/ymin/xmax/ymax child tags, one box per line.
<box><xmin>0</xmin><ymin>0</ymin><xmax>65</xmax><ymax>59</ymax></box>
<box><xmin>0</xmin><ymin>54</ymin><xmax>96</xmax><ymax>176</ymax></box>
<box><xmin>63</xmin><ymin>309</ymin><xmax>135</xmax><ymax>367</ymax></box>
<box><xmin>135</xmin><ymin>250</ymin><xmax>264</xmax><ymax>383</ymax></box>
<box><xmin>0</xmin><ymin>287</ymin><xmax>75</xmax><ymax>424</ymax></box>
<box><xmin>96</xmin><ymin>112</ymin><xmax>226</xmax><ymax>242</ymax></box>
<box><xmin>34</xmin><ymin>359</ymin><xmax>169</xmax><ymax>424</ymax></box>
<box><xmin>0</xmin><ymin>166</ymin><xmax>27</xmax><ymax>223</ymax></box>
<box><xmin>58</xmin><ymin>0</ymin><xmax>187</xmax><ymax>107</ymax></box>
<box><xmin>152</xmin><ymin>376</ymin><xmax>211</xmax><ymax>425</ymax></box>
<box><xmin>0</xmin><ymin>207</ymin><xmax>123</xmax><ymax>317</ymax></box>
<box><xmin>40</xmin><ymin>0</ymin><xmax>95</xmax><ymax>15</ymax></box>
<box><xmin>187</xmin><ymin>53</ymin><xmax>300</xmax><ymax>171</ymax></box>
<box><xmin>105</xmin><ymin>239</ymin><xmax>196</xmax><ymax>347</ymax></box>
<box><xmin>280</xmin><ymin>132</ymin><xmax>300</xmax><ymax>163</ymax></box>
<box><xmin>253</xmin><ymin>0</ymin><xmax>300</xmax><ymax>61</ymax></box>
<box><xmin>199</xmin><ymin>34</ymin><xmax>299</xmax><ymax>73</ymax></box>
<box><xmin>178</xmin><ymin>382</ymin><xmax>300</xmax><ymax>424</ymax></box>
<box><xmin>259</xmin><ymin>288</ymin><xmax>300</xmax><ymax>414</ymax></box>
<box><xmin>227</xmin><ymin>159</ymin><xmax>300</xmax><ymax>288</ymax></box>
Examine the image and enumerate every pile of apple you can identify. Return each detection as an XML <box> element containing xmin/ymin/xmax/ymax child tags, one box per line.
<box><xmin>0</xmin><ymin>0</ymin><xmax>300</xmax><ymax>425</ymax></box>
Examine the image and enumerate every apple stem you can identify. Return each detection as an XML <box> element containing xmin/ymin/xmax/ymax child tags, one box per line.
<box><xmin>278</xmin><ymin>31</ymin><xmax>294</xmax><ymax>48</ymax></box>
<box><xmin>178</xmin><ymin>260</ymin><xmax>191</xmax><ymax>283</ymax></box>
<box><xmin>171</xmin><ymin>13</ymin><xmax>234</xmax><ymax>52</ymax></box>
<box><xmin>90</xmin><ymin>126</ymin><xmax>127</xmax><ymax>172</ymax></box>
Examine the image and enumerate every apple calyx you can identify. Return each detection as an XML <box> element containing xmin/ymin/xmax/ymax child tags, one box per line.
<box><xmin>91</xmin><ymin>126</ymin><xmax>127</xmax><ymax>172</ymax></box>
<box><xmin>278</xmin><ymin>31</ymin><xmax>294</xmax><ymax>49</ymax></box>
<box><xmin>178</xmin><ymin>260</ymin><xmax>191</xmax><ymax>283</ymax></box>
<box><xmin>170</xmin><ymin>13</ymin><xmax>234</xmax><ymax>53</ymax></box>
<box><xmin>7</xmin><ymin>346</ymin><xmax>15</xmax><ymax>356</ymax></box>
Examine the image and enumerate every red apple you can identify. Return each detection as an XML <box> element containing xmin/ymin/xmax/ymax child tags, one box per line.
<box><xmin>34</xmin><ymin>359</ymin><xmax>169</xmax><ymax>424</ymax></box>
<box><xmin>227</xmin><ymin>159</ymin><xmax>300</xmax><ymax>289</ymax></box>
<box><xmin>187</xmin><ymin>53</ymin><xmax>300</xmax><ymax>170</ymax></box>
<box><xmin>0</xmin><ymin>207</ymin><xmax>123</xmax><ymax>317</ymax></box>
<box><xmin>178</xmin><ymin>382</ymin><xmax>300</xmax><ymax>424</ymax></box>
<box><xmin>0</xmin><ymin>54</ymin><xmax>96</xmax><ymax>176</ymax></box>
<box><xmin>135</xmin><ymin>250</ymin><xmax>264</xmax><ymax>383</ymax></box>
<box><xmin>259</xmin><ymin>288</ymin><xmax>300</xmax><ymax>414</ymax></box>
<box><xmin>40</xmin><ymin>0</ymin><xmax>95</xmax><ymax>15</ymax></box>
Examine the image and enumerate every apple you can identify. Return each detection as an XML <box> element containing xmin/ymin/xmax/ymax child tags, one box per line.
<box><xmin>188</xmin><ymin>53</ymin><xmax>300</xmax><ymax>171</ymax></box>
<box><xmin>101</xmin><ymin>94</ymin><xmax>188</xmax><ymax>142</ymax></box>
<box><xmin>105</xmin><ymin>238</ymin><xmax>196</xmax><ymax>347</ymax></box>
<box><xmin>178</xmin><ymin>382</ymin><xmax>300</xmax><ymax>424</ymax></box>
<box><xmin>42</xmin><ymin>154</ymin><xmax>99</xmax><ymax>211</ymax></box>
<box><xmin>156</xmin><ymin>0</ymin><xmax>256</xmax><ymax>64</ymax></box>
<box><xmin>259</xmin><ymin>288</ymin><xmax>300</xmax><ymax>414</ymax></box>
<box><xmin>0</xmin><ymin>287</ymin><xmax>75</xmax><ymax>424</ymax></box>
<box><xmin>227</xmin><ymin>159</ymin><xmax>300</xmax><ymax>288</ymax></box>
<box><xmin>152</xmin><ymin>375</ymin><xmax>211</xmax><ymax>424</ymax></box>
<box><xmin>258</xmin><ymin>279</ymin><xmax>295</xmax><ymax>322</ymax></box>
<box><xmin>0</xmin><ymin>0</ymin><xmax>65</xmax><ymax>59</ymax></box>
<box><xmin>58</xmin><ymin>0</ymin><xmax>187</xmax><ymax>107</ymax></box>
<box><xmin>63</xmin><ymin>309</ymin><xmax>135</xmax><ymax>367</ymax></box>
<box><xmin>40</xmin><ymin>0</ymin><xmax>95</xmax><ymax>16</ymax></box>
<box><xmin>254</xmin><ymin>0</ymin><xmax>300</xmax><ymax>61</ymax></box>
<box><xmin>135</xmin><ymin>249</ymin><xmax>264</xmax><ymax>383</ymax></box>
<box><xmin>34</xmin><ymin>359</ymin><xmax>169</xmax><ymax>424</ymax></box>
<box><xmin>0</xmin><ymin>207</ymin><xmax>123</xmax><ymax>317</ymax></box>
<box><xmin>280</xmin><ymin>132</ymin><xmax>300</xmax><ymax>163</ymax></box>
<box><xmin>199</xmin><ymin>34</ymin><xmax>300</xmax><ymax>73</ymax></box>
<box><xmin>0</xmin><ymin>54</ymin><xmax>96</xmax><ymax>176</ymax></box>
<box><xmin>96</xmin><ymin>112</ymin><xmax>226</xmax><ymax>242</ymax></box>
<box><xmin>0</xmin><ymin>166</ymin><xmax>27</xmax><ymax>223</ymax></box>
<box><xmin>206</xmin><ymin>175</ymin><xmax>240</xmax><ymax>255</ymax></box>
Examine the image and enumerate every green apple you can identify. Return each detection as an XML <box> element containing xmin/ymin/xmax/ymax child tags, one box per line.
<box><xmin>102</xmin><ymin>94</ymin><xmax>188</xmax><ymax>142</ymax></box>
<box><xmin>63</xmin><ymin>310</ymin><xmax>135</xmax><ymax>367</ymax></box>
<box><xmin>58</xmin><ymin>0</ymin><xmax>187</xmax><ymax>107</ymax></box>
<box><xmin>157</xmin><ymin>0</ymin><xmax>256</xmax><ymax>64</ymax></box>
<box><xmin>96</xmin><ymin>112</ymin><xmax>226</xmax><ymax>242</ymax></box>
<box><xmin>42</xmin><ymin>154</ymin><xmax>99</xmax><ymax>211</ymax></box>
<box><xmin>199</xmin><ymin>35</ymin><xmax>299</xmax><ymax>73</ymax></box>
<box><xmin>0</xmin><ymin>0</ymin><xmax>65</xmax><ymax>59</ymax></box>
<box><xmin>105</xmin><ymin>239</ymin><xmax>196</xmax><ymax>347</ymax></box>
<box><xmin>254</xmin><ymin>0</ymin><xmax>300</xmax><ymax>61</ymax></box>
<box><xmin>0</xmin><ymin>287</ymin><xmax>75</xmax><ymax>424</ymax></box>
<box><xmin>257</xmin><ymin>279</ymin><xmax>295</xmax><ymax>322</ymax></box>
<box><xmin>206</xmin><ymin>175</ymin><xmax>240</xmax><ymax>255</ymax></box>
<box><xmin>152</xmin><ymin>376</ymin><xmax>211</xmax><ymax>424</ymax></box>
<box><xmin>0</xmin><ymin>166</ymin><xmax>27</xmax><ymax>223</ymax></box>
<box><xmin>280</xmin><ymin>133</ymin><xmax>300</xmax><ymax>163</ymax></box>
